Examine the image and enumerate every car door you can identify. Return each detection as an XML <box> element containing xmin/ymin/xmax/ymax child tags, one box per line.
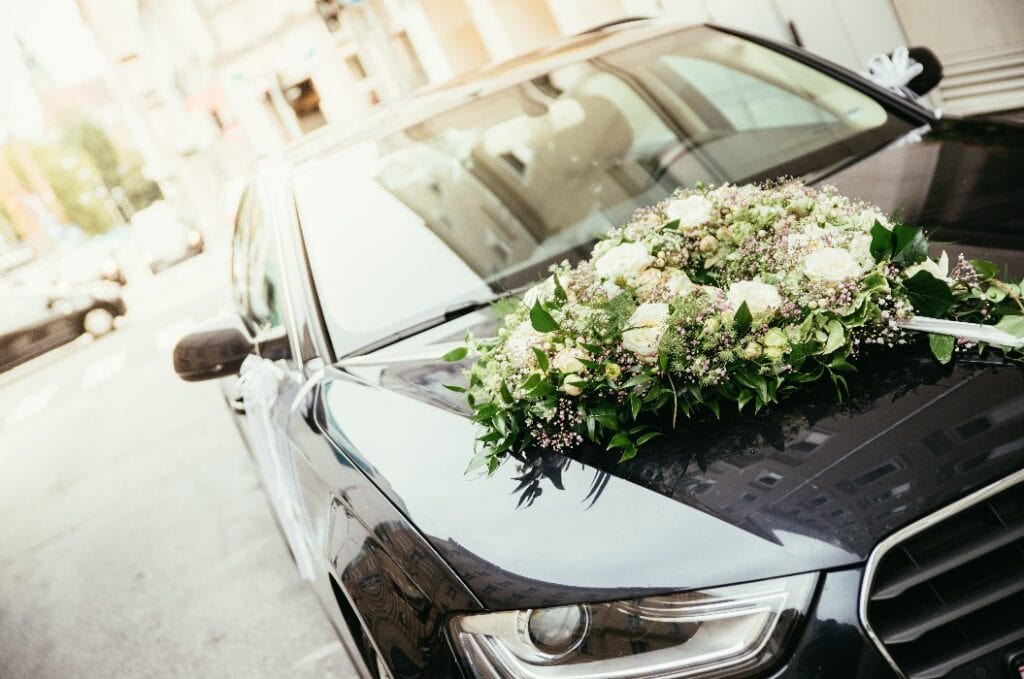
<box><xmin>229</xmin><ymin>181</ymin><xmax>320</xmax><ymax>581</ymax></box>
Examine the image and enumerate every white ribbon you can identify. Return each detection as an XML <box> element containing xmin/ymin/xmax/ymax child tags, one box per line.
<box><xmin>324</xmin><ymin>318</ymin><xmax>1023</xmax><ymax>374</ymax></box>
<box><xmin>237</xmin><ymin>355</ymin><xmax>317</xmax><ymax>581</ymax></box>
<box><xmin>900</xmin><ymin>316</ymin><xmax>1024</xmax><ymax>349</ymax></box>
<box><xmin>865</xmin><ymin>46</ymin><xmax>924</xmax><ymax>97</ymax></box>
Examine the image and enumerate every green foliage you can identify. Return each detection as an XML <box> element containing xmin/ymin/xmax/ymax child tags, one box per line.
<box><xmin>441</xmin><ymin>346</ymin><xmax>469</xmax><ymax>362</ymax></box>
<box><xmin>929</xmin><ymin>333</ymin><xmax>955</xmax><ymax>364</ymax></box>
<box><xmin>904</xmin><ymin>271</ymin><xmax>955</xmax><ymax>316</ymax></box>
<box><xmin>529</xmin><ymin>302</ymin><xmax>558</xmax><ymax>332</ymax></box>
<box><xmin>451</xmin><ymin>181</ymin><xmax>1024</xmax><ymax>476</ymax></box>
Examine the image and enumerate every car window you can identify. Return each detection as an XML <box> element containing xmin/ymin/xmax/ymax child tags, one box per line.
<box><xmin>245</xmin><ymin>195</ymin><xmax>285</xmax><ymax>332</ymax></box>
<box><xmin>659</xmin><ymin>56</ymin><xmax>837</xmax><ymax>130</ymax></box>
<box><xmin>230</xmin><ymin>188</ymin><xmax>253</xmax><ymax>316</ymax></box>
<box><xmin>297</xmin><ymin>25</ymin><xmax>917</xmax><ymax>357</ymax></box>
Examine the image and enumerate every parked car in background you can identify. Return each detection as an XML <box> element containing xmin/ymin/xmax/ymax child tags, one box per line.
<box><xmin>174</xmin><ymin>20</ymin><xmax>1024</xmax><ymax>679</ymax></box>
<box><xmin>130</xmin><ymin>200</ymin><xmax>204</xmax><ymax>274</ymax></box>
<box><xmin>0</xmin><ymin>280</ymin><xmax>125</xmax><ymax>373</ymax></box>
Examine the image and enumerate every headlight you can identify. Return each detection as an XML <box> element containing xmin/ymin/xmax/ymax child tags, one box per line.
<box><xmin>449</xmin><ymin>573</ymin><xmax>816</xmax><ymax>678</ymax></box>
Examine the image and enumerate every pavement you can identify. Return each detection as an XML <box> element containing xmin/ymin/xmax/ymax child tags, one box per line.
<box><xmin>0</xmin><ymin>252</ymin><xmax>358</xmax><ymax>678</ymax></box>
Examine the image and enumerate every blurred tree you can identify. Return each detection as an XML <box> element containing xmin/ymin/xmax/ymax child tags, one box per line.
<box><xmin>61</xmin><ymin>120</ymin><xmax>163</xmax><ymax>216</ymax></box>
<box><xmin>3</xmin><ymin>144</ymin><xmax>117</xmax><ymax>236</ymax></box>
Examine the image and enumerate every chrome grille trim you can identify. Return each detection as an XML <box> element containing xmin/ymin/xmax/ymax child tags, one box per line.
<box><xmin>858</xmin><ymin>466</ymin><xmax>1024</xmax><ymax>679</ymax></box>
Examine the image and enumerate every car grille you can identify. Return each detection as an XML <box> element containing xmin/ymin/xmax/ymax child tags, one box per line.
<box><xmin>861</xmin><ymin>470</ymin><xmax>1024</xmax><ymax>679</ymax></box>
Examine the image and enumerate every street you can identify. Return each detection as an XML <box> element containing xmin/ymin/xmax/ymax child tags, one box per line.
<box><xmin>0</xmin><ymin>252</ymin><xmax>357</xmax><ymax>678</ymax></box>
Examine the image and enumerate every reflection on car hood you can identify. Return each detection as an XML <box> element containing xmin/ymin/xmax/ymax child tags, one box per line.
<box><xmin>319</xmin><ymin>326</ymin><xmax>1024</xmax><ymax>610</ymax></box>
<box><xmin>318</xmin><ymin>118</ymin><xmax>1024</xmax><ymax>610</ymax></box>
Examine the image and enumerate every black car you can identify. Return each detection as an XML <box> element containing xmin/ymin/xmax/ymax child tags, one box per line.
<box><xmin>1</xmin><ymin>280</ymin><xmax>126</xmax><ymax>373</ymax></box>
<box><xmin>174</xmin><ymin>21</ymin><xmax>1024</xmax><ymax>679</ymax></box>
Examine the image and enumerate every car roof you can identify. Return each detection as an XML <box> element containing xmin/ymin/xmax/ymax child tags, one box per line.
<box><xmin>284</xmin><ymin>18</ymin><xmax>698</xmax><ymax>169</ymax></box>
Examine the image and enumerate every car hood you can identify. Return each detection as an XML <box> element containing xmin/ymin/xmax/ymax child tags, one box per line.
<box><xmin>317</xmin><ymin>117</ymin><xmax>1024</xmax><ymax>611</ymax></box>
<box><xmin>319</xmin><ymin>341</ymin><xmax>1024</xmax><ymax>611</ymax></box>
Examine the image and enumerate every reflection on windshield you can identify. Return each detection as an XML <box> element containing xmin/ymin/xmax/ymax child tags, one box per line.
<box><xmin>298</xmin><ymin>26</ymin><xmax>913</xmax><ymax>356</ymax></box>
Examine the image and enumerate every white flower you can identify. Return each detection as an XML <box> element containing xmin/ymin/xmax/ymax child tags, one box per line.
<box><xmin>803</xmin><ymin>247</ymin><xmax>863</xmax><ymax>282</ymax></box>
<box><xmin>665</xmin><ymin>195</ymin><xmax>713</xmax><ymax>232</ymax></box>
<box><xmin>859</xmin><ymin>209</ymin><xmax>890</xmax><ymax>229</ymax></box>
<box><xmin>849</xmin><ymin>233</ymin><xmax>873</xmax><ymax>267</ymax></box>
<box><xmin>523</xmin><ymin>276</ymin><xmax>556</xmax><ymax>307</ymax></box>
<box><xmin>622</xmin><ymin>303</ymin><xmax>669</xmax><ymax>356</ymax></box>
<box><xmin>727</xmin><ymin>280</ymin><xmax>782</xmax><ymax>315</ymax></box>
<box><xmin>905</xmin><ymin>251</ymin><xmax>951</xmax><ymax>283</ymax></box>
<box><xmin>786</xmin><ymin>224</ymin><xmax>828</xmax><ymax>251</ymax></box>
<box><xmin>561</xmin><ymin>374</ymin><xmax>584</xmax><ymax>396</ymax></box>
<box><xmin>664</xmin><ymin>269</ymin><xmax>694</xmax><ymax>297</ymax></box>
<box><xmin>552</xmin><ymin>347</ymin><xmax>587</xmax><ymax>374</ymax></box>
<box><xmin>504</xmin><ymin>320</ymin><xmax>546</xmax><ymax>366</ymax></box>
<box><xmin>594</xmin><ymin>242</ymin><xmax>653</xmax><ymax>280</ymax></box>
<box><xmin>601</xmin><ymin>279</ymin><xmax>623</xmax><ymax>299</ymax></box>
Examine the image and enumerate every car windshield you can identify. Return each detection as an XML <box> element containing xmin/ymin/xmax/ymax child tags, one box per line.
<box><xmin>295</xmin><ymin>25</ymin><xmax>918</xmax><ymax>356</ymax></box>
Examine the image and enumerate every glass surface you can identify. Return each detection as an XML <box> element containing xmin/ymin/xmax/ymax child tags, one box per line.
<box><xmin>295</xmin><ymin>26</ymin><xmax>916</xmax><ymax>356</ymax></box>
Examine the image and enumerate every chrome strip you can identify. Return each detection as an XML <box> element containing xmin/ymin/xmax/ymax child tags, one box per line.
<box><xmin>859</xmin><ymin>467</ymin><xmax>1024</xmax><ymax>678</ymax></box>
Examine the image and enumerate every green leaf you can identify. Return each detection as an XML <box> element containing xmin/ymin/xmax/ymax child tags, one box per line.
<box><xmin>499</xmin><ymin>382</ymin><xmax>514</xmax><ymax>404</ymax></box>
<box><xmin>662</xmin><ymin>218</ymin><xmax>680</xmax><ymax>231</ymax></box>
<box><xmin>552</xmin><ymin>274</ymin><xmax>568</xmax><ymax>303</ymax></box>
<box><xmin>532</xmin><ymin>347</ymin><xmax>549</xmax><ymax>372</ymax></box>
<box><xmin>971</xmin><ymin>259</ymin><xmax>999</xmax><ymax>281</ymax></box>
<box><xmin>522</xmin><ymin>373</ymin><xmax>542</xmax><ymax>391</ymax></box>
<box><xmin>733</xmin><ymin>301</ymin><xmax>752</xmax><ymax>337</ymax></box>
<box><xmin>441</xmin><ymin>346</ymin><xmax>469</xmax><ymax>362</ymax></box>
<box><xmin>904</xmin><ymin>271</ymin><xmax>955</xmax><ymax>317</ymax></box>
<box><xmin>636</xmin><ymin>431</ymin><xmax>661</xmax><ymax>446</ymax></box>
<box><xmin>618</xmin><ymin>445</ymin><xmax>638</xmax><ymax>462</ymax></box>
<box><xmin>823</xmin><ymin>320</ymin><xmax>846</xmax><ymax>355</ymax></box>
<box><xmin>928</xmin><ymin>333</ymin><xmax>955</xmax><ymax>365</ymax></box>
<box><xmin>529</xmin><ymin>302</ymin><xmax>558</xmax><ymax>333</ymax></box>
<box><xmin>892</xmin><ymin>224</ymin><xmax>927</xmax><ymax>264</ymax></box>
<box><xmin>870</xmin><ymin>220</ymin><xmax>893</xmax><ymax>261</ymax></box>
<box><xmin>995</xmin><ymin>315</ymin><xmax>1024</xmax><ymax>338</ymax></box>
<box><xmin>443</xmin><ymin>384</ymin><xmax>466</xmax><ymax>393</ymax></box>
<box><xmin>607</xmin><ymin>432</ymin><xmax>631</xmax><ymax>450</ymax></box>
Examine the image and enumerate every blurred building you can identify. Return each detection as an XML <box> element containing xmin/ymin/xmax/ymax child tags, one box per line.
<box><xmin>71</xmin><ymin>0</ymin><xmax>1021</xmax><ymax>233</ymax></box>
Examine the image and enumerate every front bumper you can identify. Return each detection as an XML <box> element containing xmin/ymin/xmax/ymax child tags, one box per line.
<box><xmin>767</xmin><ymin>568</ymin><xmax>897</xmax><ymax>679</ymax></box>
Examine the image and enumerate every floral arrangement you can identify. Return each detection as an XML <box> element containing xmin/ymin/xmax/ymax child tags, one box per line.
<box><xmin>443</xmin><ymin>181</ymin><xmax>1024</xmax><ymax>473</ymax></box>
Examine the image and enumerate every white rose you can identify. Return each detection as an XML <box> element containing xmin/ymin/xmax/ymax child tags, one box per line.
<box><xmin>803</xmin><ymin>247</ymin><xmax>863</xmax><ymax>283</ymax></box>
<box><xmin>727</xmin><ymin>280</ymin><xmax>782</xmax><ymax>315</ymax></box>
<box><xmin>665</xmin><ymin>195</ymin><xmax>713</xmax><ymax>232</ymax></box>
<box><xmin>905</xmin><ymin>251</ymin><xmax>951</xmax><ymax>283</ymax></box>
<box><xmin>594</xmin><ymin>242</ymin><xmax>653</xmax><ymax>280</ymax></box>
<box><xmin>664</xmin><ymin>269</ymin><xmax>694</xmax><ymax>297</ymax></box>
<box><xmin>561</xmin><ymin>374</ymin><xmax>584</xmax><ymax>396</ymax></box>
<box><xmin>622</xmin><ymin>303</ymin><xmax>669</xmax><ymax>357</ymax></box>
<box><xmin>523</xmin><ymin>276</ymin><xmax>556</xmax><ymax>308</ymax></box>
<box><xmin>552</xmin><ymin>347</ymin><xmax>587</xmax><ymax>374</ymax></box>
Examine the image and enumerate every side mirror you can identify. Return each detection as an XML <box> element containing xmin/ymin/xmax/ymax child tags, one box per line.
<box><xmin>173</xmin><ymin>316</ymin><xmax>290</xmax><ymax>381</ymax></box>
<box><xmin>906</xmin><ymin>46</ymin><xmax>942</xmax><ymax>97</ymax></box>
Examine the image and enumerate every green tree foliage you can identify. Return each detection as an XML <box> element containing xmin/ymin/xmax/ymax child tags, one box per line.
<box><xmin>61</xmin><ymin>120</ymin><xmax>162</xmax><ymax>215</ymax></box>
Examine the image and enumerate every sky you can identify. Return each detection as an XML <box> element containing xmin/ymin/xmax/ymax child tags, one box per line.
<box><xmin>0</xmin><ymin>0</ymin><xmax>107</xmax><ymax>140</ymax></box>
